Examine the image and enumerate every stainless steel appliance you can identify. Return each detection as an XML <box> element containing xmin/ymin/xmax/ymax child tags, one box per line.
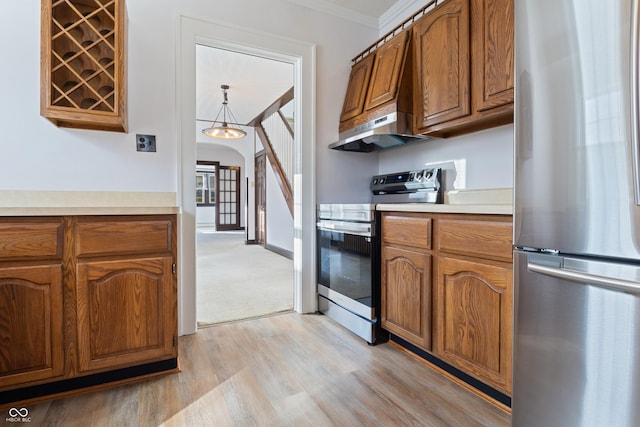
<box><xmin>316</xmin><ymin>168</ymin><xmax>442</xmax><ymax>344</ymax></box>
<box><xmin>514</xmin><ymin>1</ymin><xmax>640</xmax><ymax>425</ymax></box>
<box><xmin>317</xmin><ymin>204</ymin><xmax>382</xmax><ymax>344</ymax></box>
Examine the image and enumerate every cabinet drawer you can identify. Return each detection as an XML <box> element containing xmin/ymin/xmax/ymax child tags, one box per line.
<box><xmin>382</xmin><ymin>214</ymin><xmax>432</xmax><ymax>250</ymax></box>
<box><xmin>0</xmin><ymin>219</ymin><xmax>63</xmax><ymax>260</ymax></box>
<box><xmin>438</xmin><ymin>219</ymin><xmax>512</xmax><ymax>261</ymax></box>
<box><xmin>75</xmin><ymin>217</ymin><xmax>173</xmax><ymax>257</ymax></box>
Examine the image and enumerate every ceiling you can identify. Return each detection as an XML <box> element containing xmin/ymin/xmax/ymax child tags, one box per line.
<box><xmin>196</xmin><ymin>0</ymin><xmax>402</xmax><ymax>132</ymax></box>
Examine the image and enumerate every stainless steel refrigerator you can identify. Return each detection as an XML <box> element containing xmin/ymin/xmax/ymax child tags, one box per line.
<box><xmin>514</xmin><ymin>0</ymin><xmax>640</xmax><ymax>426</ymax></box>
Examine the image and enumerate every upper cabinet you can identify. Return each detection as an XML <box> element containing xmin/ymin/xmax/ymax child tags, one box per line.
<box><xmin>413</xmin><ymin>0</ymin><xmax>471</xmax><ymax>131</ymax></box>
<box><xmin>338</xmin><ymin>30</ymin><xmax>412</xmax><ymax>132</ymax></box>
<box><xmin>339</xmin><ymin>53</ymin><xmax>375</xmax><ymax>123</ymax></box>
<box><xmin>413</xmin><ymin>0</ymin><xmax>514</xmax><ymax>137</ymax></box>
<box><xmin>472</xmin><ymin>0</ymin><xmax>514</xmax><ymax>113</ymax></box>
<box><xmin>40</xmin><ymin>0</ymin><xmax>128</xmax><ymax>132</ymax></box>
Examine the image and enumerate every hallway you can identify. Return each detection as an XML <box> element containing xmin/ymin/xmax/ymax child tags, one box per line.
<box><xmin>196</xmin><ymin>229</ymin><xmax>293</xmax><ymax>326</ymax></box>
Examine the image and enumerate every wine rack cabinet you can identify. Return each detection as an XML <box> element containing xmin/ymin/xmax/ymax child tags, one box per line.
<box><xmin>40</xmin><ymin>0</ymin><xmax>127</xmax><ymax>132</ymax></box>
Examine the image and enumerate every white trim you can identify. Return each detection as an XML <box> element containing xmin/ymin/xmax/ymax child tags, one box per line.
<box><xmin>176</xmin><ymin>15</ymin><xmax>317</xmax><ymax>335</ymax></box>
<box><xmin>378</xmin><ymin>0</ymin><xmax>423</xmax><ymax>32</ymax></box>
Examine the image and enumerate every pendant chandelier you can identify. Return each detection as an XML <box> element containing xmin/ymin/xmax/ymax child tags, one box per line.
<box><xmin>202</xmin><ymin>84</ymin><xmax>247</xmax><ymax>139</ymax></box>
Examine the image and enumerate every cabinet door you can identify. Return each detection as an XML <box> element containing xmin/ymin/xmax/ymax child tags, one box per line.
<box><xmin>339</xmin><ymin>53</ymin><xmax>376</xmax><ymax>122</ymax></box>
<box><xmin>472</xmin><ymin>0</ymin><xmax>514</xmax><ymax>112</ymax></box>
<box><xmin>381</xmin><ymin>246</ymin><xmax>431</xmax><ymax>349</ymax></box>
<box><xmin>414</xmin><ymin>0</ymin><xmax>470</xmax><ymax>130</ymax></box>
<box><xmin>364</xmin><ymin>31</ymin><xmax>410</xmax><ymax>111</ymax></box>
<box><xmin>0</xmin><ymin>265</ymin><xmax>63</xmax><ymax>389</ymax></box>
<box><xmin>436</xmin><ymin>256</ymin><xmax>512</xmax><ymax>394</ymax></box>
<box><xmin>76</xmin><ymin>256</ymin><xmax>176</xmax><ymax>373</ymax></box>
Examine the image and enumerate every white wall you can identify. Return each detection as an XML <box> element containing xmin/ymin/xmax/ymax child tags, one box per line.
<box><xmin>0</xmin><ymin>0</ymin><xmax>375</xmax><ymax>201</ymax></box>
<box><xmin>379</xmin><ymin>125</ymin><xmax>515</xmax><ymax>191</ymax></box>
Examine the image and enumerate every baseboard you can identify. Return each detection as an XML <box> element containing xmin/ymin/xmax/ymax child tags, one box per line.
<box><xmin>245</xmin><ymin>239</ymin><xmax>257</xmax><ymax>245</ymax></box>
<box><xmin>265</xmin><ymin>243</ymin><xmax>293</xmax><ymax>260</ymax></box>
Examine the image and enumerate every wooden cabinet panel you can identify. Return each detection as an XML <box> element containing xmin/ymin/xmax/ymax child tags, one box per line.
<box><xmin>339</xmin><ymin>53</ymin><xmax>375</xmax><ymax>122</ymax></box>
<box><xmin>76</xmin><ymin>256</ymin><xmax>176</xmax><ymax>373</ymax></box>
<box><xmin>435</xmin><ymin>256</ymin><xmax>512</xmax><ymax>393</ymax></box>
<box><xmin>364</xmin><ymin>31</ymin><xmax>410</xmax><ymax>111</ymax></box>
<box><xmin>381</xmin><ymin>246</ymin><xmax>431</xmax><ymax>349</ymax></box>
<box><xmin>0</xmin><ymin>265</ymin><xmax>63</xmax><ymax>389</ymax></box>
<box><xmin>0</xmin><ymin>219</ymin><xmax>63</xmax><ymax>260</ymax></box>
<box><xmin>382</xmin><ymin>213</ymin><xmax>432</xmax><ymax>249</ymax></box>
<box><xmin>438</xmin><ymin>218</ymin><xmax>512</xmax><ymax>262</ymax></box>
<box><xmin>472</xmin><ymin>0</ymin><xmax>514</xmax><ymax>112</ymax></box>
<box><xmin>414</xmin><ymin>0</ymin><xmax>470</xmax><ymax>130</ymax></box>
<box><xmin>75</xmin><ymin>217</ymin><xmax>172</xmax><ymax>257</ymax></box>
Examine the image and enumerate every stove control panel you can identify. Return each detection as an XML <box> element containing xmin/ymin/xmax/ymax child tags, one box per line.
<box><xmin>371</xmin><ymin>168</ymin><xmax>442</xmax><ymax>203</ymax></box>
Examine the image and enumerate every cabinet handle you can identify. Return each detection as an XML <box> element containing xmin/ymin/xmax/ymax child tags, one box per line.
<box><xmin>528</xmin><ymin>261</ymin><xmax>640</xmax><ymax>294</ymax></box>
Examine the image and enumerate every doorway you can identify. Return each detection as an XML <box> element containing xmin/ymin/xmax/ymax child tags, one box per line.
<box><xmin>178</xmin><ymin>16</ymin><xmax>317</xmax><ymax>335</ymax></box>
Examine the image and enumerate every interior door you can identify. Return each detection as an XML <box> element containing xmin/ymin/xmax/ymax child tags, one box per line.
<box><xmin>216</xmin><ymin>165</ymin><xmax>241</xmax><ymax>231</ymax></box>
<box><xmin>255</xmin><ymin>152</ymin><xmax>266</xmax><ymax>245</ymax></box>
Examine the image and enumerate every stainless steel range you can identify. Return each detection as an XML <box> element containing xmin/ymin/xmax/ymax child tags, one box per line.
<box><xmin>316</xmin><ymin>167</ymin><xmax>442</xmax><ymax>344</ymax></box>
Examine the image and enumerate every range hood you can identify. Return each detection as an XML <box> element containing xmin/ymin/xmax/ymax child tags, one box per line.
<box><xmin>331</xmin><ymin>28</ymin><xmax>431</xmax><ymax>153</ymax></box>
<box><xmin>329</xmin><ymin>112</ymin><xmax>428</xmax><ymax>152</ymax></box>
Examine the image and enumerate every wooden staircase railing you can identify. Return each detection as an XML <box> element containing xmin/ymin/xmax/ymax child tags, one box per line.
<box><xmin>248</xmin><ymin>87</ymin><xmax>294</xmax><ymax>216</ymax></box>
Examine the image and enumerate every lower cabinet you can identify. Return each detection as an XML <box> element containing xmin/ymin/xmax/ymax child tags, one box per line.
<box><xmin>381</xmin><ymin>211</ymin><xmax>513</xmax><ymax>399</ymax></box>
<box><xmin>77</xmin><ymin>256</ymin><xmax>176</xmax><ymax>373</ymax></box>
<box><xmin>435</xmin><ymin>256</ymin><xmax>512</xmax><ymax>394</ymax></box>
<box><xmin>0</xmin><ymin>214</ymin><xmax>178</xmax><ymax>405</ymax></box>
<box><xmin>381</xmin><ymin>246</ymin><xmax>431</xmax><ymax>349</ymax></box>
<box><xmin>0</xmin><ymin>265</ymin><xmax>64</xmax><ymax>389</ymax></box>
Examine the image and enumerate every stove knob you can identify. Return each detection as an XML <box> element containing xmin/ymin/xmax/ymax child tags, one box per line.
<box><xmin>379</xmin><ymin>178</ymin><xmax>385</xmax><ymax>184</ymax></box>
<box><xmin>373</xmin><ymin>178</ymin><xmax>378</xmax><ymax>185</ymax></box>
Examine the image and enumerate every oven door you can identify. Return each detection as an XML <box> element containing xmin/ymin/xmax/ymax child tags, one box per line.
<box><xmin>316</xmin><ymin>219</ymin><xmax>375</xmax><ymax>319</ymax></box>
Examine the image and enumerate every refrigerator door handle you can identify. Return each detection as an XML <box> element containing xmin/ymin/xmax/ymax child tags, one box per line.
<box><xmin>528</xmin><ymin>261</ymin><xmax>640</xmax><ymax>294</ymax></box>
<box><xmin>632</xmin><ymin>0</ymin><xmax>640</xmax><ymax>205</ymax></box>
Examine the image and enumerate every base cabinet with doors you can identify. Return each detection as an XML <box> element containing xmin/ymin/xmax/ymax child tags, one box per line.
<box><xmin>0</xmin><ymin>215</ymin><xmax>178</xmax><ymax>406</ymax></box>
<box><xmin>380</xmin><ymin>211</ymin><xmax>513</xmax><ymax>398</ymax></box>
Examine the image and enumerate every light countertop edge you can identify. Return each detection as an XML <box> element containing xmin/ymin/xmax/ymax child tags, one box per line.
<box><xmin>376</xmin><ymin>188</ymin><xmax>513</xmax><ymax>215</ymax></box>
<box><xmin>0</xmin><ymin>191</ymin><xmax>179</xmax><ymax>216</ymax></box>
<box><xmin>376</xmin><ymin>203</ymin><xmax>513</xmax><ymax>215</ymax></box>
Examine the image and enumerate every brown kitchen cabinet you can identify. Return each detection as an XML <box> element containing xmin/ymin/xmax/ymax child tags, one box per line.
<box><xmin>380</xmin><ymin>213</ymin><xmax>433</xmax><ymax>349</ymax></box>
<box><xmin>435</xmin><ymin>216</ymin><xmax>513</xmax><ymax>394</ymax></box>
<box><xmin>0</xmin><ymin>215</ymin><xmax>177</xmax><ymax>406</ymax></box>
<box><xmin>76</xmin><ymin>256</ymin><xmax>176</xmax><ymax>373</ymax></box>
<box><xmin>413</xmin><ymin>0</ymin><xmax>513</xmax><ymax>137</ymax></box>
<box><xmin>40</xmin><ymin>0</ymin><xmax>127</xmax><ymax>132</ymax></box>
<box><xmin>0</xmin><ymin>265</ymin><xmax>64</xmax><ymax>389</ymax></box>
<box><xmin>339</xmin><ymin>53</ymin><xmax>375</xmax><ymax>122</ymax></box>
<box><xmin>339</xmin><ymin>30</ymin><xmax>412</xmax><ymax>130</ymax></box>
<box><xmin>380</xmin><ymin>211</ymin><xmax>513</xmax><ymax>400</ymax></box>
<box><xmin>0</xmin><ymin>218</ymin><xmax>64</xmax><ymax>390</ymax></box>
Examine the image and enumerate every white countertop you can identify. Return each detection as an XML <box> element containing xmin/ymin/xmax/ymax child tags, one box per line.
<box><xmin>0</xmin><ymin>191</ymin><xmax>179</xmax><ymax>216</ymax></box>
<box><xmin>376</xmin><ymin>188</ymin><xmax>513</xmax><ymax>215</ymax></box>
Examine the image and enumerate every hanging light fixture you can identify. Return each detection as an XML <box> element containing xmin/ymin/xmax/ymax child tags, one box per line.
<box><xmin>202</xmin><ymin>84</ymin><xmax>247</xmax><ymax>139</ymax></box>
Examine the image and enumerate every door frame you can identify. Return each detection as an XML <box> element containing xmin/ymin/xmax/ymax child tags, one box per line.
<box><xmin>177</xmin><ymin>16</ymin><xmax>317</xmax><ymax>335</ymax></box>
<box><xmin>255</xmin><ymin>151</ymin><xmax>267</xmax><ymax>246</ymax></box>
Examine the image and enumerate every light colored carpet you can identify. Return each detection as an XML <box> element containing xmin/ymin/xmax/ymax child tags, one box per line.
<box><xmin>196</xmin><ymin>229</ymin><xmax>294</xmax><ymax>326</ymax></box>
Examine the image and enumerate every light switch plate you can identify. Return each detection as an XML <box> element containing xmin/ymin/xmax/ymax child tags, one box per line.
<box><xmin>136</xmin><ymin>134</ymin><xmax>156</xmax><ymax>152</ymax></box>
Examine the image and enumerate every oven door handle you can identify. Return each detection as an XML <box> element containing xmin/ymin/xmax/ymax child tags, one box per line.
<box><xmin>316</xmin><ymin>221</ymin><xmax>373</xmax><ymax>237</ymax></box>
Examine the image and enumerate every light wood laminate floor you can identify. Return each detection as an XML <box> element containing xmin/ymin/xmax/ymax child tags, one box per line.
<box><xmin>21</xmin><ymin>313</ymin><xmax>510</xmax><ymax>426</ymax></box>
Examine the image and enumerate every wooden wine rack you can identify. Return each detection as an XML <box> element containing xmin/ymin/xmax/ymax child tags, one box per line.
<box><xmin>41</xmin><ymin>0</ymin><xmax>127</xmax><ymax>132</ymax></box>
